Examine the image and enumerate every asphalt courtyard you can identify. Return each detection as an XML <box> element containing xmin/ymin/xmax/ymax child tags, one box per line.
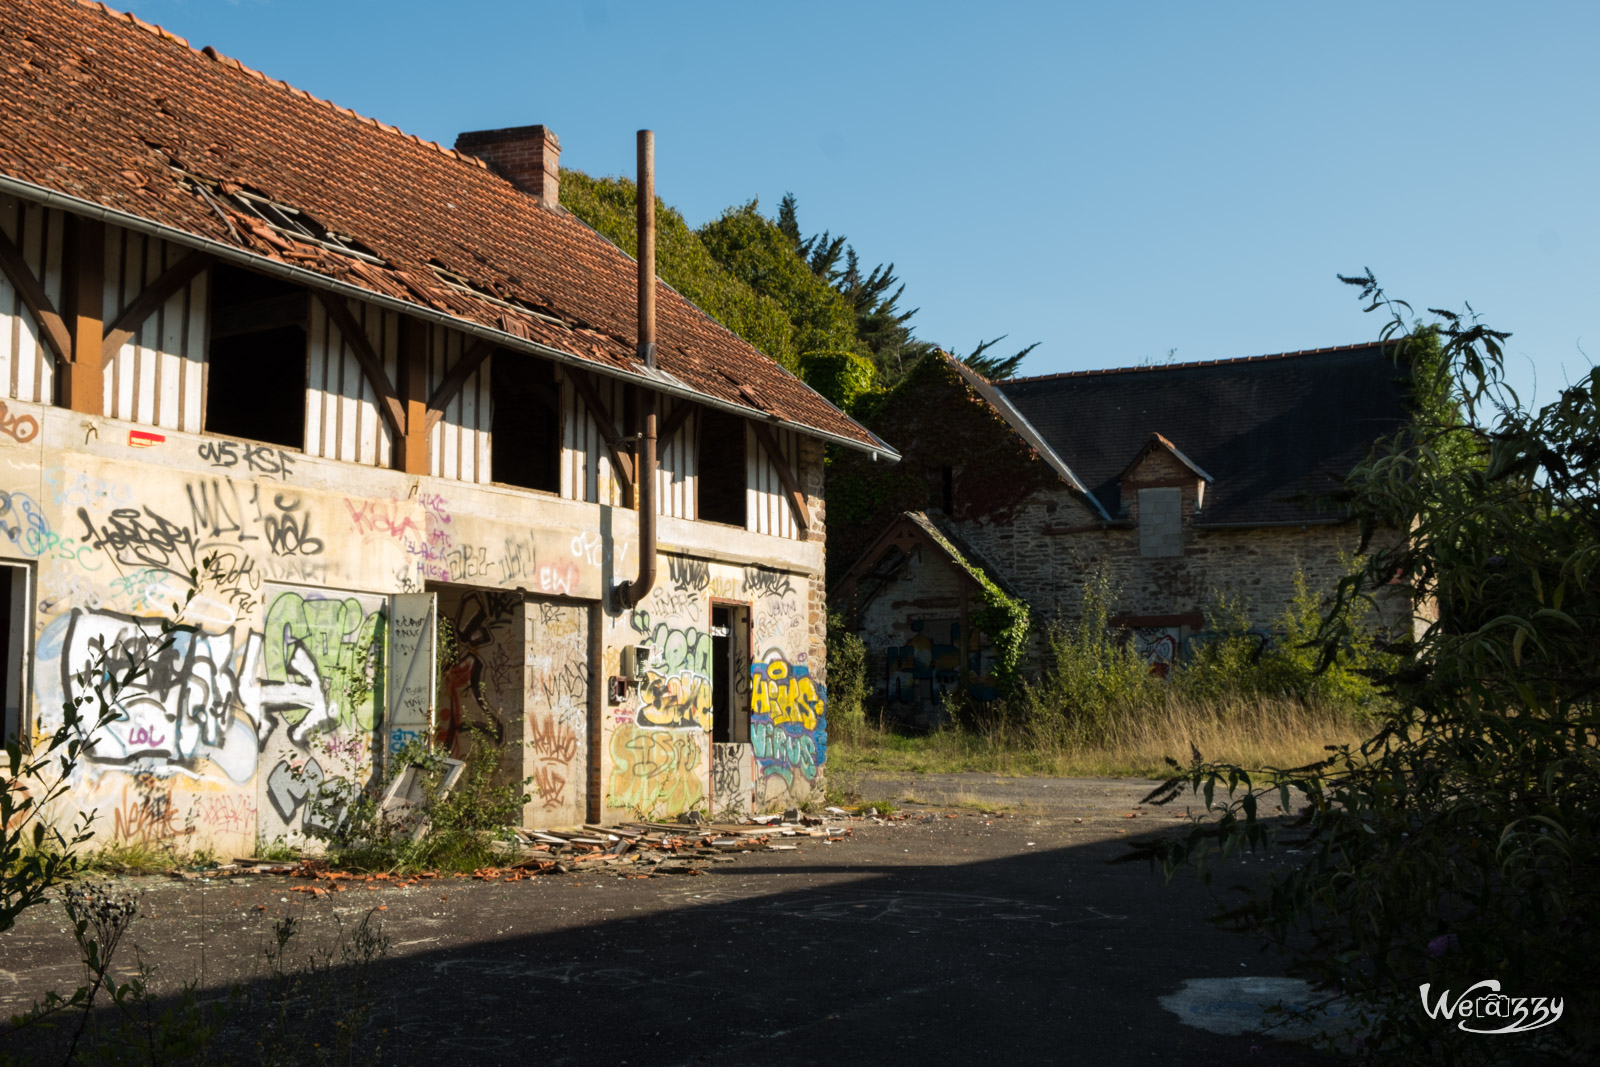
<box><xmin>3</xmin><ymin>775</ymin><xmax>1335</xmax><ymax>1065</ymax></box>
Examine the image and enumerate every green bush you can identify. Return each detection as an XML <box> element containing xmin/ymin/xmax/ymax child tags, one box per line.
<box><xmin>307</xmin><ymin>738</ymin><xmax>525</xmax><ymax>874</ymax></box>
<box><xmin>824</xmin><ymin>612</ymin><xmax>869</xmax><ymax>740</ymax></box>
<box><xmin>1174</xmin><ymin>570</ymin><xmax>1394</xmax><ymax>710</ymax></box>
<box><xmin>1010</xmin><ymin>570</ymin><xmax>1155</xmax><ymax>744</ymax></box>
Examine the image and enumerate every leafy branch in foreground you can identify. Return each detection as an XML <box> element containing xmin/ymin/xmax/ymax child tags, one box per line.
<box><xmin>2</xmin><ymin>573</ymin><xmax>201</xmax><ymax>933</ymax></box>
<box><xmin>1131</xmin><ymin>272</ymin><xmax>1599</xmax><ymax>1063</ymax></box>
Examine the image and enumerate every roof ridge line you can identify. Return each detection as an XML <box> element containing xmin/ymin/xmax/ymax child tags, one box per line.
<box><xmin>74</xmin><ymin>0</ymin><xmax>490</xmax><ymax>172</ymax></box>
<box><xmin>1005</xmin><ymin>340</ymin><xmax>1388</xmax><ymax>384</ymax></box>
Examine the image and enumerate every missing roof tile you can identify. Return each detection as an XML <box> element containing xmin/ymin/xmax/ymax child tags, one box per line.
<box><xmin>427</xmin><ymin>260</ymin><xmax>568</xmax><ymax>327</ymax></box>
<box><xmin>170</xmin><ymin>165</ymin><xmax>386</xmax><ymax>265</ymax></box>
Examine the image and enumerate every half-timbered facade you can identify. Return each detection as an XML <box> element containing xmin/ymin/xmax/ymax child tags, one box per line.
<box><xmin>0</xmin><ymin>0</ymin><xmax>893</xmax><ymax>852</ymax></box>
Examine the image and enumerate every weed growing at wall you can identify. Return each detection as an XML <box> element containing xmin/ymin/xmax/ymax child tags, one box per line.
<box><xmin>1173</xmin><ymin>573</ymin><xmax>1392</xmax><ymax>711</ymax></box>
<box><xmin>1007</xmin><ymin>569</ymin><xmax>1155</xmax><ymax>743</ymax></box>
<box><xmin>824</xmin><ymin>612</ymin><xmax>869</xmax><ymax>739</ymax></box>
<box><xmin>306</xmin><ymin>738</ymin><xmax>524</xmax><ymax>875</ymax></box>
<box><xmin>3</xmin><ymin>566</ymin><xmax>206</xmax><ymax>935</ymax></box>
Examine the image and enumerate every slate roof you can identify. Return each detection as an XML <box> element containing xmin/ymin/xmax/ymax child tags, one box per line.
<box><xmin>0</xmin><ymin>0</ymin><xmax>891</xmax><ymax>455</ymax></box>
<box><xmin>997</xmin><ymin>343</ymin><xmax>1411</xmax><ymax>525</ymax></box>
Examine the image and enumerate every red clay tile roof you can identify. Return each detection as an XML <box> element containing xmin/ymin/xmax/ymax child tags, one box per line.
<box><xmin>0</xmin><ymin>0</ymin><xmax>890</xmax><ymax>454</ymax></box>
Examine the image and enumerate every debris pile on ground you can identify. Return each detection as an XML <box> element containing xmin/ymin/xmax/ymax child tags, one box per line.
<box><xmin>501</xmin><ymin>816</ymin><xmax>855</xmax><ymax>880</ymax></box>
<box><xmin>170</xmin><ymin>811</ymin><xmax>868</xmax><ymax>887</ymax></box>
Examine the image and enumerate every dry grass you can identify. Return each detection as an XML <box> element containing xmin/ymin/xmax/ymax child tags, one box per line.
<box><xmin>829</xmin><ymin>692</ymin><xmax>1376</xmax><ymax>780</ymax></box>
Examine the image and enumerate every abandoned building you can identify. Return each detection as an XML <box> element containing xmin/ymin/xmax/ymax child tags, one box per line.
<box><xmin>831</xmin><ymin>345</ymin><xmax>1412</xmax><ymax>719</ymax></box>
<box><xmin>0</xmin><ymin>0</ymin><xmax>898</xmax><ymax>855</ymax></box>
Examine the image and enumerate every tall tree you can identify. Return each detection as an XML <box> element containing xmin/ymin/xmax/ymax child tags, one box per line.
<box><xmin>782</xmin><ymin>194</ymin><xmax>1039</xmax><ymax>385</ymax></box>
<box><xmin>960</xmin><ymin>336</ymin><xmax>1041</xmax><ymax>381</ymax></box>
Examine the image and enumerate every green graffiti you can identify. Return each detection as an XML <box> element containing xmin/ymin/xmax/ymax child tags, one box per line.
<box><xmin>262</xmin><ymin>591</ymin><xmax>386</xmax><ymax>739</ymax></box>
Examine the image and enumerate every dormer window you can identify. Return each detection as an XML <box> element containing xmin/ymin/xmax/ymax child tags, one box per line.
<box><xmin>1137</xmin><ymin>487</ymin><xmax>1182</xmax><ymax>558</ymax></box>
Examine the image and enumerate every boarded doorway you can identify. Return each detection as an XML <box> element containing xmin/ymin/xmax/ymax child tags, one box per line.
<box><xmin>523</xmin><ymin>599</ymin><xmax>589</xmax><ymax>826</ymax></box>
<box><xmin>434</xmin><ymin>588</ymin><xmax>591</xmax><ymax>829</ymax></box>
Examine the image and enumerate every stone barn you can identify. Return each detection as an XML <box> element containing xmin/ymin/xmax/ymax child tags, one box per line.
<box><xmin>831</xmin><ymin>345</ymin><xmax>1412</xmax><ymax>721</ymax></box>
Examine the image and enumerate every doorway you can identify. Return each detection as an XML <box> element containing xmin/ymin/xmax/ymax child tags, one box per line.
<box><xmin>710</xmin><ymin>602</ymin><xmax>752</xmax><ymax>816</ymax></box>
<box><xmin>1</xmin><ymin>564</ymin><xmax>29</xmax><ymax>745</ymax></box>
<box><xmin>710</xmin><ymin>603</ymin><xmax>750</xmax><ymax>743</ymax></box>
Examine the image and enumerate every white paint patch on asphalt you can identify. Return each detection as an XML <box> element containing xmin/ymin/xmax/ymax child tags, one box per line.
<box><xmin>1159</xmin><ymin>976</ymin><xmax>1354</xmax><ymax>1044</ymax></box>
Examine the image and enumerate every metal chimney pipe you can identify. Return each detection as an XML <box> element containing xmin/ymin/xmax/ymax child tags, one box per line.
<box><xmin>636</xmin><ymin>130</ymin><xmax>657</xmax><ymax>370</ymax></box>
<box><xmin>620</xmin><ymin>130</ymin><xmax>658</xmax><ymax>610</ymax></box>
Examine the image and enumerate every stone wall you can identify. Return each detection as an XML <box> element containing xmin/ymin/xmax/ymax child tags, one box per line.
<box><xmin>957</xmin><ymin>487</ymin><xmax>1405</xmax><ymax>636</ymax></box>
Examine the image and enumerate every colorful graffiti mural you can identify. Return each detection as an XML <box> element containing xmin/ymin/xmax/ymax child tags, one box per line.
<box><xmin>255</xmin><ymin>585</ymin><xmax>387</xmax><ymax>840</ymax></box>
<box><xmin>884</xmin><ymin>618</ymin><xmax>999</xmax><ymax>706</ymax></box>
<box><xmin>750</xmin><ymin>656</ymin><xmax>825</xmax><ymax>787</ymax></box>
<box><xmin>629</xmin><ymin>609</ymin><xmax>713</xmax><ymax>730</ymax></box>
<box><xmin>524</xmin><ymin>599</ymin><xmax>588</xmax><ymax>823</ymax></box>
<box><xmin>38</xmin><ymin>608</ymin><xmax>260</xmax><ymax>784</ymax></box>
<box><xmin>1132</xmin><ymin>626</ymin><xmax>1182</xmax><ymax>678</ymax></box>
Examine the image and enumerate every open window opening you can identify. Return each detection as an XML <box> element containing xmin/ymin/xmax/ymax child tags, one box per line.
<box><xmin>206</xmin><ymin>264</ymin><xmax>307</xmax><ymax>449</ymax></box>
<box><xmin>490</xmin><ymin>351</ymin><xmax>560</xmax><ymax>492</ymax></box>
<box><xmin>698</xmin><ymin>407</ymin><xmax>748</xmax><ymax>528</ymax></box>
<box><xmin>1</xmin><ymin>565</ymin><xmax>29</xmax><ymax>746</ymax></box>
<box><xmin>711</xmin><ymin>603</ymin><xmax>751</xmax><ymax>744</ymax></box>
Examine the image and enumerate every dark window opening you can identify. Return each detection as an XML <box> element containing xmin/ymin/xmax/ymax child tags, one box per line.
<box><xmin>698</xmin><ymin>407</ymin><xmax>747</xmax><ymax>527</ymax></box>
<box><xmin>206</xmin><ymin>264</ymin><xmax>307</xmax><ymax>449</ymax></box>
<box><xmin>491</xmin><ymin>352</ymin><xmax>560</xmax><ymax>492</ymax></box>
<box><xmin>711</xmin><ymin>604</ymin><xmax>751</xmax><ymax>744</ymax></box>
<box><xmin>941</xmin><ymin>465</ymin><xmax>954</xmax><ymax>514</ymax></box>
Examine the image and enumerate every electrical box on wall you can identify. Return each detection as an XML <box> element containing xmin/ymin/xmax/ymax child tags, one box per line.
<box><xmin>607</xmin><ymin>676</ymin><xmax>629</xmax><ymax>705</ymax></box>
<box><xmin>620</xmin><ymin>643</ymin><xmax>652</xmax><ymax>680</ymax></box>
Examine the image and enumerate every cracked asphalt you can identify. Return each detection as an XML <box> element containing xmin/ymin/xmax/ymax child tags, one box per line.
<box><xmin>3</xmin><ymin>775</ymin><xmax>1332</xmax><ymax>1065</ymax></box>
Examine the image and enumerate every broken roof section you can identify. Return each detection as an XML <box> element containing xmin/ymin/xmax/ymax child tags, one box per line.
<box><xmin>0</xmin><ymin>0</ymin><xmax>895</xmax><ymax>457</ymax></box>
<box><xmin>997</xmin><ymin>343</ymin><xmax>1410</xmax><ymax>525</ymax></box>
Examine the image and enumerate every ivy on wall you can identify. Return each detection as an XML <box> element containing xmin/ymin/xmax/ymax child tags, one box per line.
<box><xmin>826</xmin><ymin>353</ymin><xmax>1073</xmax><ymax>583</ymax></box>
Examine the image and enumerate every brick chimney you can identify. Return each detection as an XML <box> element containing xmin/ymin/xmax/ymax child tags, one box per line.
<box><xmin>454</xmin><ymin>125</ymin><xmax>561</xmax><ymax>209</ymax></box>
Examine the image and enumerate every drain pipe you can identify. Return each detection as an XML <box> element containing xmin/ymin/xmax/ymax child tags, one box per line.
<box><xmin>619</xmin><ymin>129</ymin><xmax>658</xmax><ymax>609</ymax></box>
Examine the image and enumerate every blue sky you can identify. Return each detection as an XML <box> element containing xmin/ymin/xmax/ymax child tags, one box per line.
<box><xmin>122</xmin><ymin>1</ymin><xmax>1597</xmax><ymax>404</ymax></box>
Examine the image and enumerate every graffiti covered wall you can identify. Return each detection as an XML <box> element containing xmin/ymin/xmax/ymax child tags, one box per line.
<box><xmin>255</xmin><ymin>585</ymin><xmax>387</xmax><ymax>842</ymax></box>
<box><xmin>5</xmin><ymin>393</ymin><xmax>826</xmax><ymax>845</ymax></box>
<box><xmin>602</xmin><ymin>554</ymin><xmax>823</xmax><ymax>819</ymax></box>
<box><xmin>3</xmin><ymin>398</ymin><xmax>624</xmax><ymax>851</ymax></box>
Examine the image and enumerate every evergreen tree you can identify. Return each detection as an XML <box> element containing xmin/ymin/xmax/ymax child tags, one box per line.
<box><xmin>961</xmin><ymin>336</ymin><xmax>1041</xmax><ymax>381</ymax></box>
